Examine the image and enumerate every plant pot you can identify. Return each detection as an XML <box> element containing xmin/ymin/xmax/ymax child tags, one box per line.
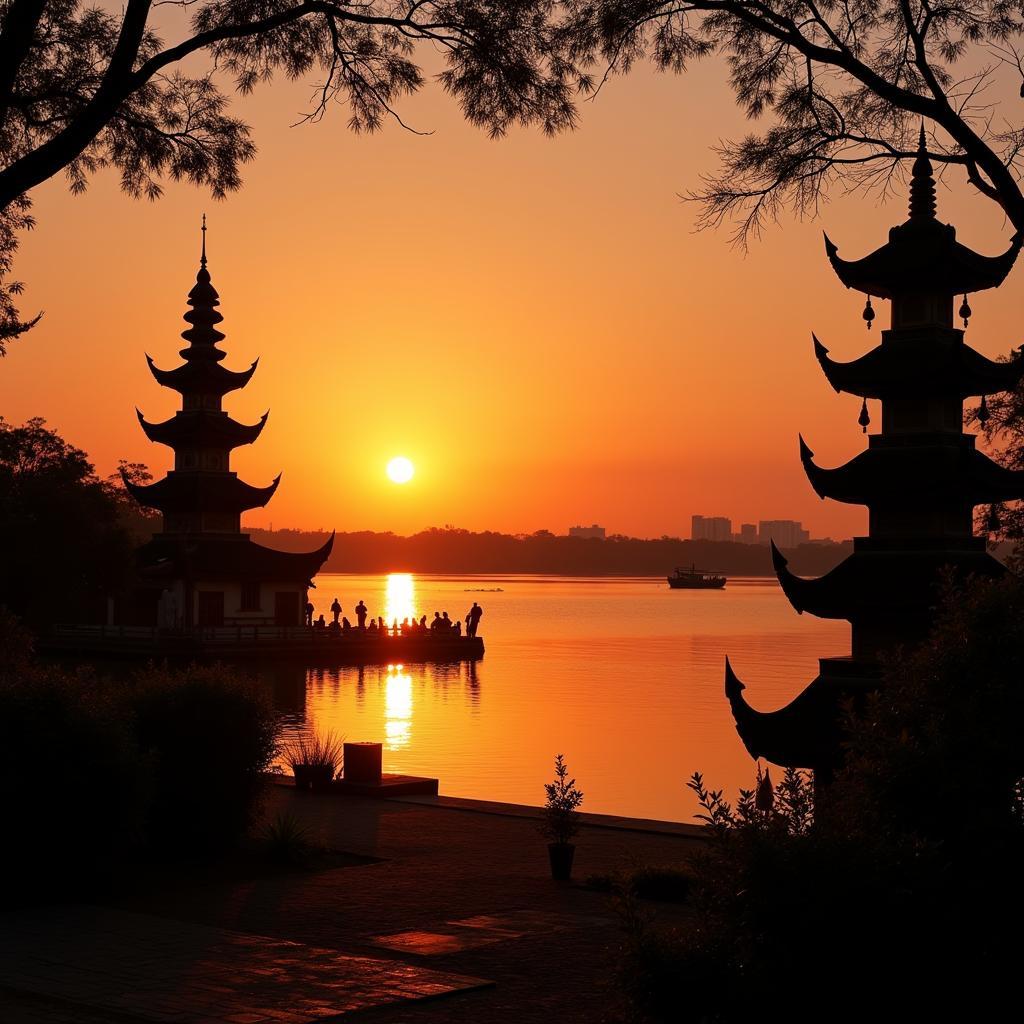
<box><xmin>548</xmin><ymin>842</ymin><xmax>576</xmax><ymax>881</ymax></box>
<box><xmin>292</xmin><ymin>764</ymin><xmax>335</xmax><ymax>792</ymax></box>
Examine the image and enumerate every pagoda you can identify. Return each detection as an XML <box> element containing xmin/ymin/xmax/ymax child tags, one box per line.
<box><xmin>120</xmin><ymin>220</ymin><xmax>333</xmax><ymax>628</ymax></box>
<box><xmin>726</xmin><ymin>129</ymin><xmax>1024</xmax><ymax>779</ymax></box>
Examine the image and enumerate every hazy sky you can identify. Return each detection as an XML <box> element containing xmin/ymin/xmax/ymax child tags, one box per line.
<box><xmin>3</xmin><ymin>31</ymin><xmax>1021</xmax><ymax>540</ymax></box>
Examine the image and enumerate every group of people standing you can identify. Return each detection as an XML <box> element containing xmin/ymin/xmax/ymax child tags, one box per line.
<box><xmin>304</xmin><ymin>598</ymin><xmax>483</xmax><ymax>639</ymax></box>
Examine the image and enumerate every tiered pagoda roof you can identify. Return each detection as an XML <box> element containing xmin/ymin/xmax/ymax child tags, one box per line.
<box><xmin>812</xmin><ymin>334</ymin><xmax>1024</xmax><ymax>399</ymax></box>
<box><xmin>799</xmin><ymin>435</ymin><xmax>1024</xmax><ymax>506</ymax></box>
<box><xmin>136</xmin><ymin>408</ymin><xmax>269</xmax><ymax>450</ymax></box>
<box><xmin>125</xmin><ymin>219</ymin><xmax>333</xmax><ymax>589</ymax></box>
<box><xmin>824</xmin><ymin>128</ymin><xmax>1021</xmax><ymax>298</ymax></box>
<box><xmin>725</xmin><ymin>127</ymin><xmax>1024</xmax><ymax>776</ymax></box>
<box><xmin>145</xmin><ymin>353</ymin><xmax>259</xmax><ymax>397</ymax></box>
<box><xmin>124</xmin><ymin>471</ymin><xmax>281</xmax><ymax>517</ymax></box>
<box><xmin>136</xmin><ymin>532</ymin><xmax>335</xmax><ymax>585</ymax></box>
<box><xmin>768</xmin><ymin>540</ymin><xmax>1001</xmax><ymax>621</ymax></box>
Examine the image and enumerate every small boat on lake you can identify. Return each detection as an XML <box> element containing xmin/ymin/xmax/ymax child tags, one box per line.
<box><xmin>667</xmin><ymin>565</ymin><xmax>727</xmax><ymax>590</ymax></box>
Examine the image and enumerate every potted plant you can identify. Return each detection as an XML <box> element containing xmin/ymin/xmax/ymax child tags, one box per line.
<box><xmin>284</xmin><ymin>732</ymin><xmax>344</xmax><ymax>792</ymax></box>
<box><xmin>540</xmin><ymin>754</ymin><xmax>584</xmax><ymax>880</ymax></box>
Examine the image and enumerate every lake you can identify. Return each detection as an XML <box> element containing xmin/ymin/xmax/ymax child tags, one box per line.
<box><xmin>272</xmin><ymin>573</ymin><xmax>849</xmax><ymax>822</ymax></box>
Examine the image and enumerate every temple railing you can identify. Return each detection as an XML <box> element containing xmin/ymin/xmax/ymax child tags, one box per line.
<box><xmin>49</xmin><ymin>624</ymin><xmax>477</xmax><ymax>644</ymax></box>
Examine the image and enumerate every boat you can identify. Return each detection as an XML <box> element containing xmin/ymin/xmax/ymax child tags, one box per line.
<box><xmin>667</xmin><ymin>565</ymin><xmax>727</xmax><ymax>589</ymax></box>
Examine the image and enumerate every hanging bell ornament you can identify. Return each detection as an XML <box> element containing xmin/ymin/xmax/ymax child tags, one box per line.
<box><xmin>862</xmin><ymin>296</ymin><xmax>875</xmax><ymax>330</ymax></box>
<box><xmin>858</xmin><ymin>397</ymin><xmax>870</xmax><ymax>433</ymax></box>
<box><xmin>986</xmin><ymin>504</ymin><xmax>1000</xmax><ymax>534</ymax></box>
<box><xmin>978</xmin><ymin>394</ymin><xmax>990</xmax><ymax>425</ymax></box>
<box><xmin>959</xmin><ymin>294</ymin><xmax>972</xmax><ymax>329</ymax></box>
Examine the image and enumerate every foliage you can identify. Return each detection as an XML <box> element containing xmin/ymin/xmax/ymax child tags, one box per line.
<box><xmin>129</xmin><ymin>663</ymin><xmax>279</xmax><ymax>851</ymax></box>
<box><xmin>586</xmin><ymin>864</ymin><xmax>693</xmax><ymax>904</ymax></box>
<box><xmin>562</xmin><ymin>2</ymin><xmax>1024</xmax><ymax>246</ymax></box>
<box><xmin>540</xmin><ymin>753</ymin><xmax>584</xmax><ymax>844</ymax></box>
<box><xmin>261</xmin><ymin>811</ymin><xmax>315</xmax><ymax>866</ymax></box>
<box><xmin>0</xmin><ymin>417</ymin><xmax>139</xmax><ymax>627</ymax></box>
<box><xmin>0</xmin><ymin>662</ymin><xmax>146</xmax><ymax>902</ymax></box>
<box><xmin>0</xmin><ymin>1</ymin><xmax>578</xmax><ymax>345</ymax></box>
<box><xmin>615</xmin><ymin>571</ymin><xmax>1024</xmax><ymax>1022</ymax></box>
<box><xmin>282</xmin><ymin>731</ymin><xmax>344</xmax><ymax>774</ymax></box>
<box><xmin>967</xmin><ymin>366</ymin><xmax>1024</xmax><ymax>543</ymax></box>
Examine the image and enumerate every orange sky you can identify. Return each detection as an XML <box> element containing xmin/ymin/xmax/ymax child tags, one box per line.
<box><xmin>3</xmin><ymin>38</ymin><xmax>1021</xmax><ymax>540</ymax></box>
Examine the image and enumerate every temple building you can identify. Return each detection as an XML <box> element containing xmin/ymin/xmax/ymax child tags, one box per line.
<box><xmin>726</xmin><ymin>129</ymin><xmax>1024</xmax><ymax>778</ymax></box>
<box><xmin>119</xmin><ymin>222</ymin><xmax>332</xmax><ymax>628</ymax></box>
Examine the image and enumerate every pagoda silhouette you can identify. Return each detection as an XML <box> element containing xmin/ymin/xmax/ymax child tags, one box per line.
<box><xmin>120</xmin><ymin>220</ymin><xmax>332</xmax><ymax>628</ymax></box>
<box><xmin>726</xmin><ymin>129</ymin><xmax>1024</xmax><ymax>779</ymax></box>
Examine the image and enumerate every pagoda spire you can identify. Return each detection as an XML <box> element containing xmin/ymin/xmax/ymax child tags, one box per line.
<box><xmin>909</xmin><ymin>124</ymin><xmax>937</xmax><ymax>221</ymax></box>
<box><xmin>180</xmin><ymin>214</ymin><xmax>225</xmax><ymax>358</ymax></box>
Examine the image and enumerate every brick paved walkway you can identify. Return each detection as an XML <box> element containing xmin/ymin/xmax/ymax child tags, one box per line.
<box><xmin>0</xmin><ymin>906</ymin><xmax>489</xmax><ymax>1023</ymax></box>
<box><xmin>0</xmin><ymin>790</ymin><xmax>703</xmax><ymax>1023</ymax></box>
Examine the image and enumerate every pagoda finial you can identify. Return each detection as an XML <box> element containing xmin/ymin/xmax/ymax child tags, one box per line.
<box><xmin>181</xmin><ymin>218</ymin><xmax>224</xmax><ymax>355</ymax></box>
<box><xmin>909</xmin><ymin>124</ymin><xmax>937</xmax><ymax>221</ymax></box>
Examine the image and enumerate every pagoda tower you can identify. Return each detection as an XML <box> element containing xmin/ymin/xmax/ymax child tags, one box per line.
<box><xmin>726</xmin><ymin>129</ymin><xmax>1024</xmax><ymax>777</ymax></box>
<box><xmin>122</xmin><ymin>220</ymin><xmax>332</xmax><ymax>628</ymax></box>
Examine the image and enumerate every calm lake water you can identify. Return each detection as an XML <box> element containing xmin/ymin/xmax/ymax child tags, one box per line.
<box><xmin>271</xmin><ymin>573</ymin><xmax>849</xmax><ymax>822</ymax></box>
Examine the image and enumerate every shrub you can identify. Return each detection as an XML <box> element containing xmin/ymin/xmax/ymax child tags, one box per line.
<box><xmin>261</xmin><ymin>811</ymin><xmax>315</xmax><ymax>866</ymax></box>
<box><xmin>615</xmin><ymin>572</ymin><xmax>1024</xmax><ymax>1022</ymax></box>
<box><xmin>282</xmin><ymin>732</ymin><xmax>344</xmax><ymax>774</ymax></box>
<box><xmin>129</xmin><ymin>664</ymin><xmax>279</xmax><ymax>851</ymax></box>
<box><xmin>539</xmin><ymin>753</ymin><xmax>584</xmax><ymax>845</ymax></box>
<box><xmin>586</xmin><ymin>865</ymin><xmax>692</xmax><ymax>903</ymax></box>
<box><xmin>0</xmin><ymin>665</ymin><xmax>146</xmax><ymax>901</ymax></box>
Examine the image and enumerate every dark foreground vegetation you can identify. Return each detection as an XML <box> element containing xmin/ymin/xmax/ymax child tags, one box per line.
<box><xmin>616</xmin><ymin>569</ymin><xmax>1024</xmax><ymax>1022</ymax></box>
<box><xmin>0</xmin><ymin>611</ymin><xmax>277</xmax><ymax>903</ymax></box>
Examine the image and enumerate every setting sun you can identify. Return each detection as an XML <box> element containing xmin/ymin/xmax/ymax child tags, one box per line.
<box><xmin>386</xmin><ymin>456</ymin><xmax>414</xmax><ymax>485</ymax></box>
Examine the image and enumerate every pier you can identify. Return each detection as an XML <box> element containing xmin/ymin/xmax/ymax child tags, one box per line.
<box><xmin>41</xmin><ymin>624</ymin><xmax>484</xmax><ymax>664</ymax></box>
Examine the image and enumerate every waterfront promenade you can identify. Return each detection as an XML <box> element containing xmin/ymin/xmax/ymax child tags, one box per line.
<box><xmin>0</xmin><ymin>786</ymin><xmax>702</xmax><ymax>1023</ymax></box>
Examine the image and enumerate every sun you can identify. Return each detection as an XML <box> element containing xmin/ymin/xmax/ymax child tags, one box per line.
<box><xmin>386</xmin><ymin>456</ymin><xmax>414</xmax><ymax>484</ymax></box>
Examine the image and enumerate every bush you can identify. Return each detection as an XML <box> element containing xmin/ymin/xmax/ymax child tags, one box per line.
<box><xmin>130</xmin><ymin>664</ymin><xmax>279</xmax><ymax>851</ymax></box>
<box><xmin>586</xmin><ymin>866</ymin><xmax>693</xmax><ymax>904</ymax></box>
<box><xmin>0</xmin><ymin>636</ymin><xmax>281</xmax><ymax>900</ymax></box>
<box><xmin>0</xmin><ymin>666</ymin><xmax>146</xmax><ymax>902</ymax></box>
<box><xmin>615</xmin><ymin>573</ymin><xmax>1024</xmax><ymax>1022</ymax></box>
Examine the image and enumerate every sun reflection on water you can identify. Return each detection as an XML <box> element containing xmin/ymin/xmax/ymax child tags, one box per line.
<box><xmin>385</xmin><ymin>573</ymin><xmax>417</xmax><ymax>626</ymax></box>
<box><xmin>384</xmin><ymin>663</ymin><xmax>413</xmax><ymax>749</ymax></box>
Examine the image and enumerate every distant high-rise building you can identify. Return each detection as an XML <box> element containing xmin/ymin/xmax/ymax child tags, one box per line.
<box><xmin>691</xmin><ymin>515</ymin><xmax>733</xmax><ymax>542</ymax></box>
<box><xmin>758</xmin><ymin>520</ymin><xmax>810</xmax><ymax>548</ymax></box>
<box><xmin>568</xmin><ymin>524</ymin><xmax>606</xmax><ymax>540</ymax></box>
<box><xmin>736</xmin><ymin>523</ymin><xmax>758</xmax><ymax>544</ymax></box>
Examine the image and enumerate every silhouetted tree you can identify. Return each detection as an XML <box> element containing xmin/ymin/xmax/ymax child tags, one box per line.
<box><xmin>563</xmin><ymin>2</ymin><xmax>1024</xmax><ymax>243</ymax></box>
<box><xmin>0</xmin><ymin>1</ymin><xmax>579</xmax><ymax>347</ymax></box>
<box><xmin>968</xmin><ymin>374</ymin><xmax>1024</xmax><ymax>540</ymax></box>
<box><xmin>0</xmin><ymin>416</ymin><xmax>136</xmax><ymax>625</ymax></box>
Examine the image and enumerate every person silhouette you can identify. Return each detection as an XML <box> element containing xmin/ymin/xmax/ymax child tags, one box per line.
<box><xmin>355</xmin><ymin>600</ymin><xmax>368</xmax><ymax>629</ymax></box>
<box><xmin>431</xmin><ymin>612</ymin><xmax>442</xmax><ymax>632</ymax></box>
<box><xmin>315</xmin><ymin>614</ymin><xmax>326</xmax><ymax>630</ymax></box>
<box><xmin>342</xmin><ymin>616</ymin><xmax>352</xmax><ymax>633</ymax></box>
<box><xmin>304</xmin><ymin>600</ymin><xmax>314</xmax><ymax>626</ymax></box>
<box><xmin>420</xmin><ymin>614</ymin><xmax>427</xmax><ymax>630</ymax></box>
<box><xmin>441</xmin><ymin>611</ymin><xmax>452</xmax><ymax>632</ymax></box>
<box><xmin>330</xmin><ymin>597</ymin><xmax>342</xmax><ymax>624</ymax></box>
<box><xmin>466</xmin><ymin>601</ymin><xmax>483</xmax><ymax>637</ymax></box>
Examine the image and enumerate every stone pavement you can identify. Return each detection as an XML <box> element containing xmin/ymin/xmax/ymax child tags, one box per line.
<box><xmin>0</xmin><ymin>906</ymin><xmax>489</xmax><ymax>1023</ymax></box>
<box><xmin>0</xmin><ymin>790</ymin><xmax>703</xmax><ymax>1023</ymax></box>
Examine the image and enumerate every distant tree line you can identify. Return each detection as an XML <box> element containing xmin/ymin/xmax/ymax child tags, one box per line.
<box><xmin>251</xmin><ymin>526</ymin><xmax>854</xmax><ymax>578</ymax></box>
